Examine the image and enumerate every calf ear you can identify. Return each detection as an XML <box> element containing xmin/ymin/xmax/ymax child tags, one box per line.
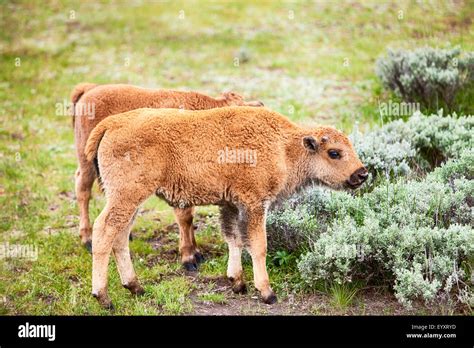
<box><xmin>303</xmin><ymin>136</ymin><xmax>318</xmax><ymax>153</ymax></box>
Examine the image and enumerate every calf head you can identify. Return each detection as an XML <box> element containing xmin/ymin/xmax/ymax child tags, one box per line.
<box><xmin>221</xmin><ymin>91</ymin><xmax>264</xmax><ymax>107</ymax></box>
<box><xmin>301</xmin><ymin>126</ymin><xmax>368</xmax><ymax>190</ymax></box>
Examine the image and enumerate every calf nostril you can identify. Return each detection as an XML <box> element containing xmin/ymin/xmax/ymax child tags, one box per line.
<box><xmin>356</xmin><ymin>168</ymin><xmax>368</xmax><ymax>181</ymax></box>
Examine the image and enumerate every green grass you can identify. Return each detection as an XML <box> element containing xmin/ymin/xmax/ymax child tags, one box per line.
<box><xmin>146</xmin><ymin>278</ymin><xmax>193</xmax><ymax>315</ymax></box>
<box><xmin>1</xmin><ymin>0</ymin><xmax>473</xmax><ymax>315</ymax></box>
<box><xmin>198</xmin><ymin>293</ymin><xmax>227</xmax><ymax>305</ymax></box>
<box><xmin>328</xmin><ymin>282</ymin><xmax>361</xmax><ymax>310</ymax></box>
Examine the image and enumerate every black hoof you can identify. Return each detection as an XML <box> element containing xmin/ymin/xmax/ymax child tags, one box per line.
<box><xmin>194</xmin><ymin>252</ymin><xmax>205</xmax><ymax>264</ymax></box>
<box><xmin>262</xmin><ymin>292</ymin><xmax>277</xmax><ymax>305</ymax></box>
<box><xmin>129</xmin><ymin>233</ymin><xmax>134</xmax><ymax>241</ymax></box>
<box><xmin>183</xmin><ymin>261</ymin><xmax>198</xmax><ymax>272</ymax></box>
<box><xmin>232</xmin><ymin>282</ymin><xmax>247</xmax><ymax>294</ymax></box>
<box><xmin>106</xmin><ymin>302</ymin><xmax>115</xmax><ymax>312</ymax></box>
<box><xmin>84</xmin><ymin>240</ymin><xmax>92</xmax><ymax>254</ymax></box>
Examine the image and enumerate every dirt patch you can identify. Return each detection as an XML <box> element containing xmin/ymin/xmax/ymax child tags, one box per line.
<box><xmin>189</xmin><ymin>279</ymin><xmax>465</xmax><ymax>316</ymax></box>
<box><xmin>59</xmin><ymin>190</ymin><xmax>75</xmax><ymax>200</ymax></box>
<box><xmin>143</xmin><ymin>229</ymin><xmax>180</xmax><ymax>267</ymax></box>
<box><xmin>38</xmin><ymin>293</ymin><xmax>56</xmax><ymax>305</ymax></box>
<box><xmin>68</xmin><ymin>274</ymin><xmax>80</xmax><ymax>284</ymax></box>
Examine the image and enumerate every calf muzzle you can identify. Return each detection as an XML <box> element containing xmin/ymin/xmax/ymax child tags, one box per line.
<box><xmin>346</xmin><ymin>167</ymin><xmax>368</xmax><ymax>189</ymax></box>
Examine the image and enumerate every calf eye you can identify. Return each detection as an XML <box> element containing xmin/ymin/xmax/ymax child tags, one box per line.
<box><xmin>328</xmin><ymin>150</ymin><xmax>341</xmax><ymax>159</ymax></box>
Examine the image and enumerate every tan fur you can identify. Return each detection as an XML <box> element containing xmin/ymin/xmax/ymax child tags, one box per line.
<box><xmin>72</xmin><ymin>83</ymin><xmax>263</xmax><ymax>267</ymax></box>
<box><xmin>85</xmin><ymin>106</ymin><xmax>367</xmax><ymax>308</ymax></box>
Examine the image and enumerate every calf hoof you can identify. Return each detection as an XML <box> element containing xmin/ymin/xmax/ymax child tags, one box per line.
<box><xmin>183</xmin><ymin>261</ymin><xmax>198</xmax><ymax>272</ymax></box>
<box><xmin>105</xmin><ymin>302</ymin><xmax>115</xmax><ymax>312</ymax></box>
<box><xmin>123</xmin><ymin>280</ymin><xmax>145</xmax><ymax>296</ymax></box>
<box><xmin>83</xmin><ymin>240</ymin><xmax>92</xmax><ymax>254</ymax></box>
<box><xmin>229</xmin><ymin>277</ymin><xmax>247</xmax><ymax>294</ymax></box>
<box><xmin>262</xmin><ymin>292</ymin><xmax>277</xmax><ymax>305</ymax></box>
<box><xmin>194</xmin><ymin>251</ymin><xmax>205</xmax><ymax>264</ymax></box>
<box><xmin>231</xmin><ymin>282</ymin><xmax>247</xmax><ymax>294</ymax></box>
<box><xmin>182</xmin><ymin>251</ymin><xmax>204</xmax><ymax>271</ymax></box>
<box><xmin>92</xmin><ymin>292</ymin><xmax>114</xmax><ymax>311</ymax></box>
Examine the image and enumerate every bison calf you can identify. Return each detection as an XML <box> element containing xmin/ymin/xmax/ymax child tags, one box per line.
<box><xmin>71</xmin><ymin>83</ymin><xmax>262</xmax><ymax>270</ymax></box>
<box><xmin>85</xmin><ymin>106</ymin><xmax>367</xmax><ymax>308</ymax></box>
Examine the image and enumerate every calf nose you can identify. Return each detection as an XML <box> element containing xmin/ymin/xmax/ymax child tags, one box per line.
<box><xmin>244</xmin><ymin>100</ymin><xmax>265</xmax><ymax>107</ymax></box>
<box><xmin>347</xmin><ymin>167</ymin><xmax>368</xmax><ymax>188</ymax></box>
<box><xmin>357</xmin><ymin>167</ymin><xmax>368</xmax><ymax>181</ymax></box>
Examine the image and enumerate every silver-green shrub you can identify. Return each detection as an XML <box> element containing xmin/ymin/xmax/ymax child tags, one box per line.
<box><xmin>295</xmin><ymin>151</ymin><xmax>473</xmax><ymax>307</ymax></box>
<box><xmin>350</xmin><ymin>111</ymin><xmax>474</xmax><ymax>178</ymax></box>
<box><xmin>268</xmin><ymin>114</ymin><xmax>474</xmax><ymax>307</ymax></box>
<box><xmin>375</xmin><ymin>47</ymin><xmax>474</xmax><ymax>113</ymax></box>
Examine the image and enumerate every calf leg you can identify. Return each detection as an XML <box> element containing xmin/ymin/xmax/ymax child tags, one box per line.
<box><xmin>92</xmin><ymin>200</ymin><xmax>138</xmax><ymax>310</ymax></box>
<box><xmin>226</xmin><ymin>238</ymin><xmax>246</xmax><ymax>294</ymax></box>
<box><xmin>190</xmin><ymin>217</ymin><xmax>204</xmax><ymax>264</ymax></box>
<box><xmin>113</xmin><ymin>210</ymin><xmax>144</xmax><ymax>296</ymax></box>
<box><xmin>245</xmin><ymin>205</ymin><xmax>276</xmax><ymax>304</ymax></box>
<box><xmin>220</xmin><ymin>204</ymin><xmax>246</xmax><ymax>294</ymax></box>
<box><xmin>174</xmin><ymin>207</ymin><xmax>203</xmax><ymax>271</ymax></box>
<box><xmin>75</xmin><ymin>162</ymin><xmax>96</xmax><ymax>251</ymax></box>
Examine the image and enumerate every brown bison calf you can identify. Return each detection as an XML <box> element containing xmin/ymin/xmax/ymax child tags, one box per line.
<box><xmin>71</xmin><ymin>83</ymin><xmax>262</xmax><ymax>270</ymax></box>
<box><xmin>85</xmin><ymin>106</ymin><xmax>367</xmax><ymax>309</ymax></box>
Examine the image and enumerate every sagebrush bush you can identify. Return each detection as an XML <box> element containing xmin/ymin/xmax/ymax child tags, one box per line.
<box><xmin>375</xmin><ymin>47</ymin><xmax>474</xmax><ymax>114</ymax></box>
<box><xmin>350</xmin><ymin>112</ymin><xmax>474</xmax><ymax>179</ymax></box>
<box><xmin>267</xmin><ymin>113</ymin><xmax>474</xmax><ymax>307</ymax></box>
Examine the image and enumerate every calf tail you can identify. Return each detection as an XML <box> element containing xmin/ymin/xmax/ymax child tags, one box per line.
<box><xmin>85</xmin><ymin>121</ymin><xmax>108</xmax><ymax>163</ymax></box>
<box><xmin>70</xmin><ymin>83</ymin><xmax>97</xmax><ymax>128</ymax></box>
<box><xmin>84</xmin><ymin>121</ymin><xmax>109</xmax><ymax>190</ymax></box>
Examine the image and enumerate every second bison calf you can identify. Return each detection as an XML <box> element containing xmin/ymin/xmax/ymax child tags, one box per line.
<box><xmin>85</xmin><ymin>106</ymin><xmax>367</xmax><ymax>308</ymax></box>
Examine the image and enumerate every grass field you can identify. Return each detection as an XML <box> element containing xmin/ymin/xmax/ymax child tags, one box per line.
<box><xmin>1</xmin><ymin>0</ymin><xmax>473</xmax><ymax>315</ymax></box>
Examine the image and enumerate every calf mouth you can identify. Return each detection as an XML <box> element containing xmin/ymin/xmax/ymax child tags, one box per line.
<box><xmin>244</xmin><ymin>100</ymin><xmax>264</xmax><ymax>107</ymax></box>
<box><xmin>345</xmin><ymin>180</ymin><xmax>363</xmax><ymax>190</ymax></box>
